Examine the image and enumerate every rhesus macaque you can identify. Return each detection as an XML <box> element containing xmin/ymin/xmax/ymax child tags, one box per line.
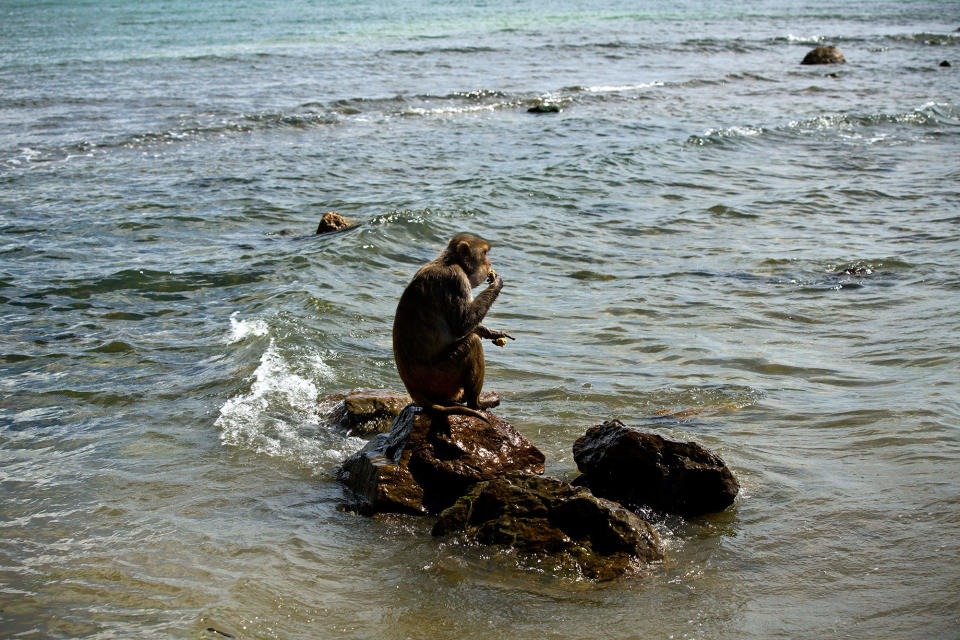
<box><xmin>393</xmin><ymin>233</ymin><xmax>514</xmax><ymax>421</ymax></box>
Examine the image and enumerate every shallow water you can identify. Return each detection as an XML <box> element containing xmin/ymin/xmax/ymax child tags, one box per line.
<box><xmin>2</xmin><ymin>0</ymin><xmax>959</xmax><ymax>638</ymax></box>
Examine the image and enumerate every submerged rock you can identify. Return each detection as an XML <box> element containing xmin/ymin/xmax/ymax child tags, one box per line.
<box><xmin>320</xmin><ymin>388</ymin><xmax>410</xmax><ymax>437</ymax></box>
<box><xmin>315</xmin><ymin>211</ymin><xmax>352</xmax><ymax>234</ymax></box>
<box><xmin>338</xmin><ymin>405</ymin><xmax>545</xmax><ymax>515</ymax></box>
<box><xmin>801</xmin><ymin>46</ymin><xmax>846</xmax><ymax>65</ymax></box>
<box><xmin>527</xmin><ymin>103</ymin><xmax>561</xmax><ymax>114</ymax></box>
<box><xmin>433</xmin><ymin>473</ymin><xmax>663</xmax><ymax>580</ymax></box>
<box><xmin>573</xmin><ymin>419</ymin><xmax>739</xmax><ymax>516</ymax></box>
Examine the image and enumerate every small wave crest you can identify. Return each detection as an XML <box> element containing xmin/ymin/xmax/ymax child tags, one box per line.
<box><xmin>215</xmin><ymin>338</ymin><xmax>363</xmax><ymax>475</ymax></box>
<box><xmin>228</xmin><ymin>312</ymin><xmax>269</xmax><ymax>343</ymax></box>
<box><xmin>687</xmin><ymin>103</ymin><xmax>958</xmax><ymax>147</ymax></box>
<box><xmin>780</xmin><ymin>34</ymin><xmax>826</xmax><ymax>44</ymax></box>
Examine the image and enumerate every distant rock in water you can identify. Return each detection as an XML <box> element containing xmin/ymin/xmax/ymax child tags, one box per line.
<box><xmin>801</xmin><ymin>46</ymin><xmax>846</xmax><ymax>65</ymax></box>
<box><xmin>940</xmin><ymin>60</ymin><xmax>952</xmax><ymax>67</ymax></box>
<box><xmin>338</xmin><ymin>404</ymin><xmax>545</xmax><ymax>515</ymax></box>
<box><xmin>527</xmin><ymin>103</ymin><xmax>561</xmax><ymax>114</ymax></box>
<box><xmin>433</xmin><ymin>473</ymin><xmax>663</xmax><ymax>580</ymax></box>
<box><xmin>315</xmin><ymin>211</ymin><xmax>351</xmax><ymax>234</ymax></box>
<box><xmin>836</xmin><ymin>266</ymin><xmax>873</xmax><ymax>277</ymax></box>
<box><xmin>572</xmin><ymin>419</ymin><xmax>739</xmax><ymax>516</ymax></box>
<box><xmin>320</xmin><ymin>388</ymin><xmax>410</xmax><ymax>437</ymax></box>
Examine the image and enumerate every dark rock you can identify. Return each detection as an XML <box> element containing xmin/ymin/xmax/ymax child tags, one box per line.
<box><xmin>801</xmin><ymin>46</ymin><xmax>846</xmax><ymax>65</ymax></box>
<box><xmin>836</xmin><ymin>266</ymin><xmax>873</xmax><ymax>277</ymax></box>
<box><xmin>573</xmin><ymin>419</ymin><xmax>739</xmax><ymax>517</ymax></box>
<box><xmin>433</xmin><ymin>473</ymin><xmax>663</xmax><ymax>580</ymax></box>
<box><xmin>338</xmin><ymin>405</ymin><xmax>545</xmax><ymax>515</ymax></box>
<box><xmin>320</xmin><ymin>388</ymin><xmax>410</xmax><ymax>437</ymax></box>
<box><xmin>316</xmin><ymin>211</ymin><xmax>351</xmax><ymax>234</ymax></box>
<box><xmin>940</xmin><ymin>60</ymin><xmax>952</xmax><ymax>67</ymax></box>
<box><xmin>527</xmin><ymin>103</ymin><xmax>561</xmax><ymax>114</ymax></box>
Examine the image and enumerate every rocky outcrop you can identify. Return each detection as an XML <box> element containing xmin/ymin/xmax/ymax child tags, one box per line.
<box><xmin>321</xmin><ymin>388</ymin><xmax>410</xmax><ymax>437</ymax></box>
<box><xmin>315</xmin><ymin>211</ymin><xmax>351</xmax><ymax>234</ymax></box>
<box><xmin>527</xmin><ymin>103</ymin><xmax>561</xmax><ymax>114</ymax></box>
<box><xmin>433</xmin><ymin>473</ymin><xmax>663</xmax><ymax>580</ymax></box>
<box><xmin>801</xmin><ymin>46</ymin><xmax>846</xmax><ymax>65</ymax></box>
<box><xmin>338</xmin><ymin>405</ymin><xmax>545</xmax><ymax>515</ymax></box>
<box><xmin>573</xmin><ymin>419</ymin><xmax>739</xmax><ymax>517</ymax></box>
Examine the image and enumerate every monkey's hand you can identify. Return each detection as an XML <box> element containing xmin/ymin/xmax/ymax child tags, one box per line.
<box><xmin>486</xmin><ymin>269</ymin><xmax>502</xmax><ymax>290</ymax></box>
<box><xmin>475</xmin><ymin>325</ymin><xmax>514</xmax><ymax>342</ymax></box>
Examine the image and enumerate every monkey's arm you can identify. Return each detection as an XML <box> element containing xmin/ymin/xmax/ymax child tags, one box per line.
<box><xmin>448</xmin><ymin>272</ymin><xmax>503</xmax><ymax>337</ymax></box>
<box><xmin>474</xmin><ymin>324</ymin><xmax>515</xmax><ymax>341</ymax></box>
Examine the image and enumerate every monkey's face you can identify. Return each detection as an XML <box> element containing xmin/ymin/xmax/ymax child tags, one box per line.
<box><xmin>465</xmin><ymin>245</ymin><xmax>491</xmax><ymax>288</ymax></box>
<box><xmin>466</xmin><ymin>250</ymin><xmax>490</xmax><ymax>287</ymax></box>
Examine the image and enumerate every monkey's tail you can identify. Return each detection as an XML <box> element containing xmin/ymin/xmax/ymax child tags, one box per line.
<box><xmin>425</xmin><ymin>404</ymin><xmax>490</xmax><ymax>423</ymax></box>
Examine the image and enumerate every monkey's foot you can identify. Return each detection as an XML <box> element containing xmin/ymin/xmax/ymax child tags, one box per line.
<box><xmin>478</xmin><ymin>391</ymin><xmax>500</xmax><ymax>409</ymax></box>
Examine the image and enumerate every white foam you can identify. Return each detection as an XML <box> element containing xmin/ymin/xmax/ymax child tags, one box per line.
<box><xmin>228</xmin><ymin>311</ymin><xmax>269</xmax><ymax>343</ymax></box>
<box><xmin>584</xmin><ymin>81</ymin><xmax>664</xmax><ymax>93</ymax></box>
<box><xmin>215</xmin><ymin>340</ymin><xmax>363</xmax><ymax>474</ymax></box>
<box><xmin>702</xmin><ymin>125</ymin><xmax>765</xmax><ymax>138</ymax></box>
<box><xmin>401</xmin><ymin>102</ymin><xmax>507</xmax><ymax>117</ymax></box>
<box><xmin>785</xmin><ymin>34</ymin><xmax>825</xmax><ymax>44</ymax></box>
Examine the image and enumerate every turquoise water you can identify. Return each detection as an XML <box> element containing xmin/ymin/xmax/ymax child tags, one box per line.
<box><xmin>2</xmin><ymin>0</ymin><xmax>959</xmax><ymax>638</ymax></box>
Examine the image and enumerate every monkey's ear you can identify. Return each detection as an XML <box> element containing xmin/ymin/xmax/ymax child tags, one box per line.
<box><xmin>456</xmin><ymin>240</ymin><xmax>472</xmax><ymax>257</ymax></box>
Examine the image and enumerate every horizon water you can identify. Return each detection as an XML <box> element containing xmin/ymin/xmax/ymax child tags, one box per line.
<box><xmin>2</xmin><ymin>0</ymin><xmax>959</xmax><ymax>638</ymax></box>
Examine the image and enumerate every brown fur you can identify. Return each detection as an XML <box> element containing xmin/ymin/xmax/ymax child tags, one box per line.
<box><xmin>392</xmin><ymin>233</ymin><xmax>513</xmax><ymax>421</ymax></box>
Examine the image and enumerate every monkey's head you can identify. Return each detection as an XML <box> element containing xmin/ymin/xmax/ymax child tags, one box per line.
<box><xmin>447</xmin><ymin>233</ymin><xmax>491</xmax><ymax>287</ymax></box>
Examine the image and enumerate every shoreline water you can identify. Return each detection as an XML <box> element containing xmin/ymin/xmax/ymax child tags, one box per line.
<box><xmin>2</xmin><ymin>0</ymin><xmax>959</xmax><ymax>637</ymax></box>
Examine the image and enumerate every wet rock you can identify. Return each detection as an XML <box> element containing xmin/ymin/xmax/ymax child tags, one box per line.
<box><xmin>433</xmin><ymin>473</ymin><xmax>663</xmax><ymax>580</ymax></box>
<box><xmin>573</xmin><ymin>419</ymin><xmax>739</xmax><ymax>517</ymax></box>
<box><xmin>527</xmin><ymin>103</ymin><xmax>561</xmax><ymax>114</ymax></box>
<box><xmin>801</xmin><ymin>46</ymin><xmax>846</xmax><ymax>65</ymax></box>
<box><xmin>315</xmin><ymin>211</ymin><xmax>351</xmax><ymax>234</ymax></box>
<box><xmin>338</xmin><ymin>405</ymin><xmax>545</xmax><ymax>515</ymax></box>
<box><xmin>940</xmin><ymin>60</ymin><xmax>952</xmax><ymax>67</ymax></box>
<box><xmin>320</xmin><ymin>388</ymin><xmax>411</xmax><ymax>437</ymax></box>
<box><xmin>836</xmin><ymin>266</ymin><xmax>873</xmax><ymax>277</ymax></box>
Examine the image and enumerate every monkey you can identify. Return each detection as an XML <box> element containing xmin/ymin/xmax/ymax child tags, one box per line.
<box><xmin>392</xmin><ymin>233</ymin><xmax>514</xmax><ymax>422</ymax></box>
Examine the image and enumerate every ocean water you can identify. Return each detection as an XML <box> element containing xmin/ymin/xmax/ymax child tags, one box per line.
<box><xmin>2</xmin><ymin>0</ymin><xmax>959</xmax><ymax>637</ymax></box>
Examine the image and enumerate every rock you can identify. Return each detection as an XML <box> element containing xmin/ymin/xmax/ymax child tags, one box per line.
<box><xmin>837</xmin><ymin>266</ymin><xmax>872</xmax><ymax>276</ymax></box>
<box><xmin>433</xmin><ymin>473</ymin><xmax>663</xmax><ymax>580</ymax></box>
<box><xmin>801</xmin><ymin>46</ymin><xmax>846</xmax><ymax>65</ymax></box>
<box><xmin>527</xmin><ymin>103</ymin><xmax>561</xmax><ymax>114</ymax></box>
<box><xmin>320</xmin><ymin>388</ymin><xmax>411</xmax><ymax>437</ymax></box>
<box><xmin>572</xmin><ymin>419</ymin><xmax>739</xmax><ymax>517</ymax></box>
<box><xmin>338</xmin><ymin>405</ymin><xmax>545</xmax><ymax>515</ymax></box>
<box><xmin>315</xmin><ymin>211</ymin><xmax>351</xmax><ymax>234</ymax></box>
<box><xmin>940</xmin><ymin>60</ymin><xmax>952</xmax><ymax>67</ymax></box>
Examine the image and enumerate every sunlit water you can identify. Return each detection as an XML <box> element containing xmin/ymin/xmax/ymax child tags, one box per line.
<box><xmin>2</xmin><ymin>0</ymin><xmax>959</xmax><ymax>638</ymax></box>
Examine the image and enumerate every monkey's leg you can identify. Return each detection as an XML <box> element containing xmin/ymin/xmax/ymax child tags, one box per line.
<box><xmin>456</xmin><ymin>334</ymin><xmax>485</xmax><ymax>409</ymax></box>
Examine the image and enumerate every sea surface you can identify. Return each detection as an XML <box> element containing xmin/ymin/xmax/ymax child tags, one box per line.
<box><xmin>2</xmin><ymin>0</ymin><xmax>959</xmax><ymax>638</ymax></box>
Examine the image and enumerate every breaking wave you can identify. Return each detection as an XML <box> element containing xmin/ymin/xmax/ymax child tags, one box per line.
<box><xmin>215</xmin><ymin>321</ymin><xmax>363</xmax><ymax>476</ymax></box>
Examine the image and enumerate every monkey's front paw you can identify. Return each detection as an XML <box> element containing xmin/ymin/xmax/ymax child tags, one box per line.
<box><xmin>486</xmin><ymin>268</ymin><xmax>496</xmax><ymax>284</ymax></box>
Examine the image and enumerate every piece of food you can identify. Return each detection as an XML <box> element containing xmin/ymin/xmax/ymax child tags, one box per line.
<box><xmin>493</xmin><ymin>337</ymin><xmax>508</xmax><ymax>347</ymax></box>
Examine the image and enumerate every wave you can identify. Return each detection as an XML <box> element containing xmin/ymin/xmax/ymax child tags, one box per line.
<box><xmin>686</xmin><ymin>103</ymin><xmax>960</xmax><ymax>147</ymax></box>
<box><xmin>33</xmin><ymin>269</ymin><xmax>265</xmax><ymax>301</ymax></box>
<box><xmin>883</xmin><ymin>32</ymin><xmax>960</xmax><ymax>46</ymax></box>
<box><xmin>0</xmin><ymin>82</ymin><xmax>664</xmax><ymax>165</ymax></box>
<box><xmin>9</xmin><ymin>75</ymin><xmax>953</xmax><ymax>169</ymax></box>
<box><xmin>215</xmin><ymin>331</ymin><xmax>363</xmax><ymax>476</ymax></box>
